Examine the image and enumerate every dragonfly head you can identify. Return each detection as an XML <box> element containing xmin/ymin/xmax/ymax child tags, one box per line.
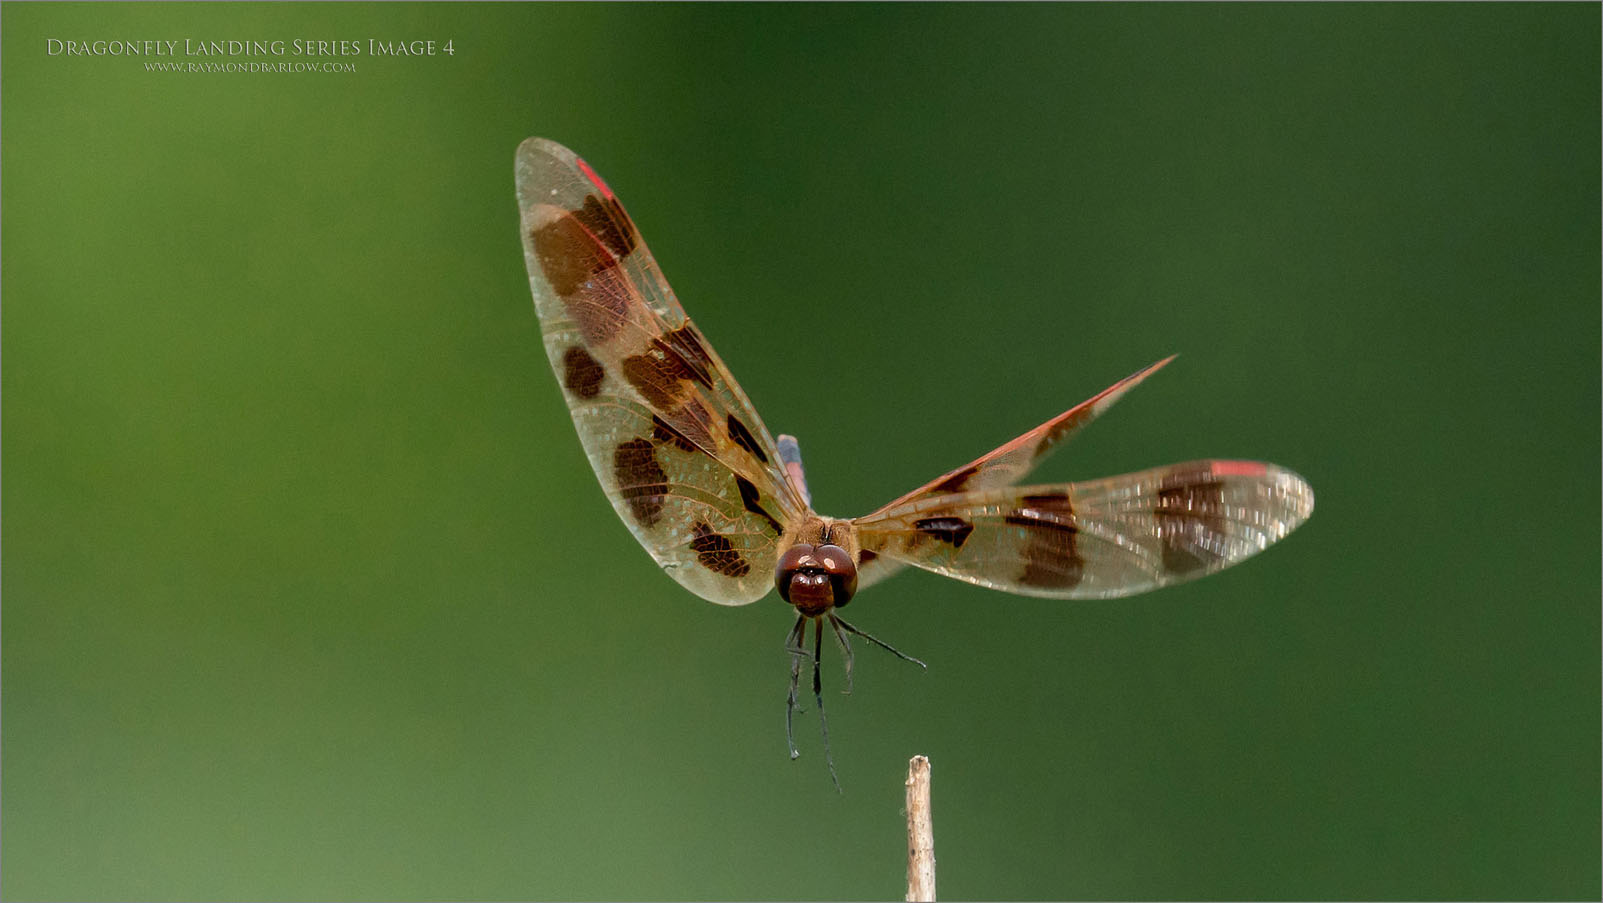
<box><xmin>775</xmin><ymin>542</ymin><xmax>857</xmax><ymax>616</ymax></box>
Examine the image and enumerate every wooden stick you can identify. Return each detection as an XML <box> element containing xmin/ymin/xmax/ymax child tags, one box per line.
<box><xmin>905</xmin><ymin>755</ymin><xmax>936</xmax><ymax>902</ymax></box>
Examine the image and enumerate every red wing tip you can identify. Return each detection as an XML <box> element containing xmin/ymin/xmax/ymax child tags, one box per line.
<box><xmin>516</xmin><ymin>137</ymin><xmax>617</xmax><ymax>198</ymax></box>
<box><xmin>1135</xmin><ymin>354</ymin><xmax>1178</xmax><ymax>378</ymax></box>
<box><xmin>1088</xmin><ymin>354</ymin><xmax>1176</xmax><ymax>409</ymax></box>
<box><xmin>574</xmin><ymin>156</ymin><xmax>616</xmax><ymax>197</ymax></box>
<box><xmin>1114</xmin><ymin>354</ymin><xmax>1177</xmax><ymax>389</ymax></box>
<box><xmin>1210</xmin><ymin>460</ymin><xmax>1269</xmax><ymax>477</ymax></box>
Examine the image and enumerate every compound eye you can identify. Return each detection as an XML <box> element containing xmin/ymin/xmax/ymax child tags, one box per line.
<box><xmin>813</xmin><ymin>543</ymin><xmax>858</xmax><ymax>607</ymax></box>
<box><xmin>775</xmin><ymin>544</ymin><xmax>818</xmax><ymax>606</ymax></box>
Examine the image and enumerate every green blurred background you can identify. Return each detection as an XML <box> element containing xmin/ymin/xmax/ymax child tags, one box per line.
<box><xmin>3</xmin><ymin>3</ymin><xmax>1597</xmax><ymax>900</ymax></box>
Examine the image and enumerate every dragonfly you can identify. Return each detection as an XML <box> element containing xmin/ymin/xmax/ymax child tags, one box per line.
<box><xmin>513</xmin><ymin>137</ymin><xmax>1315</xmax><ymax>788</ymax></box>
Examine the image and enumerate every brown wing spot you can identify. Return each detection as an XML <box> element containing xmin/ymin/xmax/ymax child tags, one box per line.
<box><xmin>661</xmin><ymin>325</ymin><xmax>715</xmax><ymax>387</ymax></box>
<box><xmin>531</xmin><ymin>214</ymin><xmax>629</xmax><ymax>344</ymax></box>
<box><xmin>727</xmin><ymin>414</ymin><xmax>769</xmax><ymax>464</ymax></box>
<box><xmin>613</xmin><ymin>438</ymin><xmax>667</xmax><ymax>527</ymax></box>
<box><xmin>929</xmin><ymin>463</ymin><xmax>979</xmax><ymax>495</ymax></box>
<box><xmin>1021</xmin><ymin>490</ymin><xmax>1072</xmax><ymax>506</ymax></box>
<box><xmin>622</xmin><ymin>335</ymin><xmax>713</xmax><ymax>410</ymax></box>
<box><xmin>561</xmin><ymin>346</ymin><xmax>605</xmax><ymax>399</ymax></box>
<box><xmin>914</xmin><ymin>517</ymin><xmax>974</xmax><ymax>550</ymax></box>
<box><xmin>691</xmin><ymin>522</ymin><xmax>750</xmax><ymax>578</ymax></box>
<box><xmin>1020</xmin><ymin>534</ymin><xmax>1083</xmax><ymax>589</ymax></box>
<box><xmin>1038</xmin><ymin>406</ymin><xmax>1097</xmax><ymax>455</ymax></box>
<box><xmin>651</xmin><ymin>415</ymin><xmax>698</xmax><ymax>452</ymax></box>
<box><xmin>735</xmin><ymin>475</ymin><xmax>785</xmax><ymax>536</ymax></box>
<box><xmin>1003</xmin><ymin>513</ymin><xmax>1077</xmax><ymax>535</ymax></box>
<box><xmin>571</xmin><ymin>194</ymin><xmax>639</xmax><ymax>259</ymax></box>
<box><xmin>1005</xmin><ymin>510</ymin><xmax>1083</xmax><ymax>590</ymax></box>
<box><xmin>1155</xmin><ymin>473</ymin><xmax>1228</xmax><ymax>574</ymax></box>
<box><xmin>858</xmin><ymin>549</ymin><xmax>879</xmax><ymax>565</ymax></box>
<box><xmin>621</xmin><ymin>354</ymin><xmax>689</xmax><ymax>409</ymax></box>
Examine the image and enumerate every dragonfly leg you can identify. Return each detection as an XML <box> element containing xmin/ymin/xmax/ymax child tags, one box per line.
<box><xmin>784</xmin><ymin>614</ymin><xmax>808</xmax><ymax>759</ymax></box>
<box><xmin>811</xmin><ymin>617</ymin><xmax>842</xmax><ymax>793</ymax></box>
<box><xmin>832</xmin><ymin>615</ymin><xmax>929</xmax><ymax>670</ymax></box>
<box><xmin>826</xmin><ymin>613</ymin><xmax>856</xmax><ymax>695</ymax></box>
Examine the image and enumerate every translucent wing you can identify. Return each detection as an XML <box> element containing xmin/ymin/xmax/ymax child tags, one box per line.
<box><xmin>515</xmin><ymin>137</ymin><xmax>804</xmax><ymax>605</ymax></box>
<box><xmin>880</xmin><ymin>357</ymin><xmax>1175</xmax><ymax>509</ymax></box>
<box><xmin>853</xmin><ymin>461</ymin><xmax>1313</xmax><ymax>599</ymax></box>
<box><xmin>854</xmin><ymin>358</ymin><xmax>1174</xmax><ymax>589</ymax></box>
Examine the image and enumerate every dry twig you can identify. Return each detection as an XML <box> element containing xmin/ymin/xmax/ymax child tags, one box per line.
<box><xmin>905</xmin><ymin>755</ymin><xmax>936</xmax><ymax>902</ymax></box>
